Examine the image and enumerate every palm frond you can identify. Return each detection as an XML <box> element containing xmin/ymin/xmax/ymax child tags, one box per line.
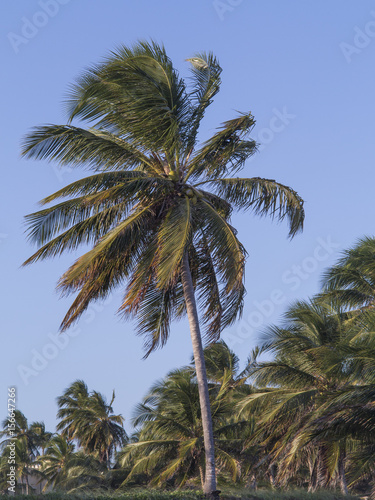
<box><xmin>66</xmin><ymin>41</ymin><xmax>190</xmax><ymax>156</ymax></box>
<box><xmin>185</xmin><ymin>112</ymin><xmax>256</xmax><ymax>182</ymax></box>
<box><xmin>183</xmin><ymin>53</ymin><xmax>222</xmax><ymax>157</ymax></box>
<box><xmin>156</xmin><ymin>196</ymin><xmax>193</xmax><ymax>287</ymax></box>
<box><xmin>197</xmin><ymin>198</ymin><xmax>245</xmax><ymax>291</ymax></box>
<box><xmin>213</xmin><ymin>177</ymin><xmax>304</xmax><ymax>238</ymax></box>
<box><xmin>22</xmin><ymin>125</ymin><xmax>154</xmax><ymax>171</ymax></box>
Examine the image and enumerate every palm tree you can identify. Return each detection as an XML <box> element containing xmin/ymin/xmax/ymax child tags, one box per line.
<box><xmin>119</xmin><ymin>368</ymin><xmax>249</xmax><ymax>489</ymax></box>
<box><xmin>239</xmin><ymin>299</ymin><xmax>353</xmax><ymax>493</ymax></box>
<box><xmin>30</xmin><ymin>421</ymin><xmax>53</xmax><ymax>456</ymax></box>
<box><xmin>22</xmin><ymin>41</ymin><xmax>304</xmax><ymax>497</ymax></box>
<box><xmin>38</xmin><ymin>434</ymin><xmax>108</xmax><ymax>492</ymax></box>
<box><xmin>321</xmin><ymin>236</ymin><xmax>375</xmax><ymax>310</ymax></box>
<box><xmin>0</xmin><ymin>410</ymin><xmax>41</xmax><ymax>459</ymax></box>
<box><xmin>0</xmin><ymin>412</ymin><xmax>53</xmax><ymax>494</ymax></box>
<box><xmin>305</xmin><ymin>307</ymin><xmax>375</xmax><ymax>496</ymax></box>
<box><xmin>200</xmin><ymin>340</ymin><xmax>249</xmax><ymax>389</ymax></box>
<box><xmin>57</xmin><ymin>380</ymin><xmax>127</xmax><ymax>465</ymax></box>
<box><xmin>11</xmin><ymin>438</ymin><xmax>36</xmax><ymax>495</ymax></box>
<box><xmin>37</xmin><ymin>434</ymin><xmax>75</xmax><ymax>491</ymax></box>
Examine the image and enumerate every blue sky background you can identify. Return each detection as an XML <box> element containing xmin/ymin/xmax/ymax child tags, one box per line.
<box><xmin>1</xmin><ymin>0</ymin><xmax>375</xmax><ymax>434</ymax></box>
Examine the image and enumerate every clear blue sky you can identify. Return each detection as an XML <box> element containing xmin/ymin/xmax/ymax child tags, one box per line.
<box><xmin>1</xmin><ymin>0</ymin><xmax>375</xmax><ymax>434</ymax></box>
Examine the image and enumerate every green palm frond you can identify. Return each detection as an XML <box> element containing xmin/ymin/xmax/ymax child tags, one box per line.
<box><xmin>39</xmin><ymin>170</ymin><xmax>150</xmax><ymax>203</ymax></box>
<box><xmin>57</xmin><ymin>201</ymin><xmax>158</xmax><ymax>295</ymax></box>
<box><xmin>197</xmin><ymin>198</ymin><xmax>245</xmax><ymax>290</ymax></box>
<box><xmin>24</xmin><ymin>193</ymin><xmax>121</xmax><ymax>246</ymax></box>
<box><xmin>128</xmin><ymin>279</ymin><xmax>178</xmax><ymax>358</ymax></box>
<box><xmin>213</xmin><ymin>177</ymin><xmax>304</xmax><ymax>238</ymax></box>
<box><xmin>251</xmin><ymin>361</ymin><xmax>320</xmax><ymax>389</ymax></box>
<box><xmin>186</xmin><ymin>112</ymin><xmax>257</xmax><ymax>182</ymax></box>
<box><xmin>195</xmin><ymin>237</ymin><xmax>223</xmax><ymax>339</ymax></box>
<box><xmin>215</xmin><ymin>447</ymin><xmax>239</xmax><ymax>480</ymax></box>
<box><xmin>321</xmin><ymin>236</ymin><xmax>375</xmax><ymax>310</ymax></box>
<box><xmin>23</xmin><ymin>203</ymin><xmax>127</xmax><ymax>264</ymax></box>
<box><xmin>184</xmin><ymin>52</ymin><xmax>222</xmax><ymax>157</ymax></box>
<box><xmin>156</xmin><ymin>196</ymin><xmax>193</xmax><ymax>287</ymax></box>
<box><xmin>66</xmin><ymin>41</ymin><xmax>190</xmax><ymax>157</ymax></box>
<box><xmin>21</xmin><ymin>125</ymin><xmax>154</xmax><ymax>171</ymax></box>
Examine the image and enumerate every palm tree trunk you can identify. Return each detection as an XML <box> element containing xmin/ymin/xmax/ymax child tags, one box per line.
<box><xmin>246</xmin><ymin>474</ymin><xmax>257</xmax><ymax>490</ymax></box>
<box><xmin>181</xmin><ymin>253</ymin><xmax>219</xmax><ymax>499</ymax></box>
<box><xmin>308</xmin><ymin>457</ymin><xmax>318</xmax><ymax>493</ymax></box>
<box><xmin>338</xmin><ymin>451</ymin><xmax>348</xmax><ymax>495</ymax></box>
<box><xmin>269</xmin><ymin>463</ymin><xmax>277</xmax><ymax>488</ymax></box>
<box><xmin>199</xmin><ymin>465</ymin><xmax>205</xmax><ymax>490</ymax></box>
<box><xmin>22</xmin><ymin>473</ymin><xmax>29</xmax><ymax>495</ymax></box>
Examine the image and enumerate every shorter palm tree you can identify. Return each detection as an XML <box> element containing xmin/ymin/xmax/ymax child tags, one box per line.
<box><xmin>0</xmin><ymin>412</ymin><xmax>53</xmax><ymax>494</ymax></box>
<box><xmin>38</xmin><ymin>434</ymin><xmax>109</xmax><ymax>492</ymax></box>
<box><xmin>119</xmin><ymin>367</ymin><xmax>250</xmax><ymax>489</ymax></box>
<box><xmin>238</xmin><ymin>299</ymin><xmax>353</xmax><ymax>493</ymax></box>
<box><xmin>30</xmin><ymin>422</ymin><xmax>53</xmax><ymax>455</ymax></box>
<box><xmin>322</xmin><ymin>236</ymin><xmax>375</xmax><ymax>310</ymax></box>
<box><xmin>304</xmin><ymin>308</ymin><xmax>375</xmax><ymax>495</ymax></box>
<box><xmin>57</xmin><ymin>380</ymin><xmax>127</xmax><ymax>464</ymax></box>
<box><xmin>12</xmin><ymin>438</ymin><xmax>37</xmax><ymax>495</ymax></box>
<box><xmin>0</xmin><ymin>410</ymin><xmax>41</xmax><ymax>458</ymax></box>
<box><xmin>200</xmin><ymin>340</ymin><xmax>248</xmax><ymax>389</ymax></box>
<box><xmin>37</xmin><ymin>434</ymin><xmax>75</xmax><ymax>491</ymax></box>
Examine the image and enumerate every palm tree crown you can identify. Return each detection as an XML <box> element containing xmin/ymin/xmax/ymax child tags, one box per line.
<box><xmin>22</xmin><ymin>41</ymin><xmax>304</xmax><ymax>354</ymax></box>
<box><xmin>322</xmin><ymin>236</ymin><xmax>375</xmax><ymax>310</ymax></box>
<box><xmin>57</xmin><ymin>380</ymin><xmax>127</xmax><ymax>464</ymax></box>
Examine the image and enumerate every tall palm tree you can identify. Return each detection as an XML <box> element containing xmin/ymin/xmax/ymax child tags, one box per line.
<box><xmin>57</xmin><ymin>380</ymin><xmax>127</xmax><ymax>464</ymax></box>
<box><xmin>22</xmin><ymin>41</ymin><xmax>304</xmax><ymax>497</ymax></box>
